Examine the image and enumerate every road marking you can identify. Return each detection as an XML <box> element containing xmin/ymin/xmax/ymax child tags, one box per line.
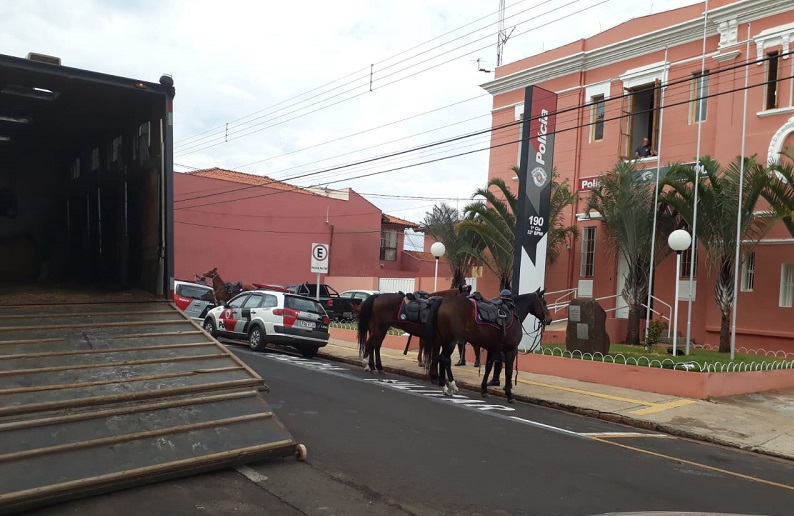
<box><xmin>339</xmin><ymin>343</ymin><xmax>698</xmax><ymax>415</ymax></box>
<box><xmin>235</xmin><ymin>465</ymin><xmax>269</xmax><ymax>483</ymax></box>
<box><xmin>580</xmin><ymin>432</ymin><xmax>673</xmax><ymax>438</ymax></box>
<box><xmin>588</xmin><ymin>437</ymin><xmax>794</xmax><ymax>491</ymax></box>
<box><xmin>509</xmin><ymin>416</ymin><xmax>586</xmax><ymax>438</ymax></box>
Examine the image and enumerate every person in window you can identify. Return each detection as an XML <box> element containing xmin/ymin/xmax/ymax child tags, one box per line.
<box><xmin>635</xmin><ymin>137</ymin><xmax>655</xmax><ymax>158</ymax></box>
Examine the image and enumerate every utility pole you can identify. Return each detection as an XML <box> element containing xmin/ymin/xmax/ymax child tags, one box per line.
<box><xmin>496</xmin><ymin>0</ymin><xmax>513</xmax><ymax>67</ymax></box>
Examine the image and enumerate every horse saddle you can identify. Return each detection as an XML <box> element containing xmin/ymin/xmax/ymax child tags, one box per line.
<box><xmin>224</xmin><ymin>281</ymin><xmax>243</xmax><ymax>295</ymax></box>
<box><xmin>399</xmin><ymin>292</ymin><xmax>439</xmax><ymax>324</ymax></box>
<box><xmin>469</xmin><ymin>291</ymin><xmax>515</xmax><ymax>329</ymax></box>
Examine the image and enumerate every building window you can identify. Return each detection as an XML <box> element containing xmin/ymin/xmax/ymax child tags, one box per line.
<box><xmin>591</xmin><ymin>95</ymin><xmax>605</xmax><ymax>141</ymax></box>
<box><xmin>380</xmin><ymin>229</ymin><xmax>398</xmax><ymax>261</ymax></box>
<box><xmin>618</xmin><ymin>81</ymin><xmax>661</xmax><ymax>159</ymax></box>
<box><xmin>680</xmin><ymin>242</ymin><xmax>697</xmax><ymax>278</ymax></box>
<box><xmin>580</xmin><ymin>226</ymin><xmax>596</xmax><ymax>277</ymax></box>
<box><xmin>690</xmin><ymin>72</ymin><xmax>708</xmax><ymax>123</ymax></box>
<box><xmin>516</xmin><ymin>112</ymin><xmax>525</xmax><ymax>166</ymax></box>
<box><xmin>765</xmin><ymin>50</ymin><xmax>780</xmax><ymax>110</ymax></box>
<box><xmin>780</xmin><ymin>263</ymin><xmax>793</xmax><ymax>308</ymax></box>
<box><xmin>740</xmin><ymin>251</ymin><xmax>755</xmax><ymax>292</ymax></box>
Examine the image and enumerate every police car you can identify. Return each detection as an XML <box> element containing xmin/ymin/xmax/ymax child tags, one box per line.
<box><xmin>202</xmin><ymin>289</ymin><xmax>330</xmax><ymax>358</ymax></box>
<box><xmin>172</xmin><ymin>279</ymin><xmax>216</xmax><ymax>325</ymax></box>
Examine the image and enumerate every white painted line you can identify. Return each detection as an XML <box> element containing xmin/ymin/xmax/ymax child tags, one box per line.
<box><xmin>235</xmin><ymin>465</ymin><xmax>269</xmax><ymax>483</ymax></box>
<box><xmin>509</xmin><ymin>416</ymin><xmax>584</xmax><ymax>437</ymax></box>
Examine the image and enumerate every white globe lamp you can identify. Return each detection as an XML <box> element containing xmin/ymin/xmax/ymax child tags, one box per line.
<box><xmin>667</xmin><ymin>229</ymin><xmax>692</xmax><ymax>357</ymax></box>
<box><xmin>430</xmin><ymin>242</ymin><xmax>446</xmax><ymax>292</ymax></box>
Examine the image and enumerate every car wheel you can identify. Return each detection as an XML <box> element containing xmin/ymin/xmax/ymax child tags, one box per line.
<box><xmin>249</xmin><ymin>325</ymin><xmax>266</xmax><ymax>352</ymax></box>
<box><xmin>203</xmin><ymin>318</ymin><xmax>217</xmax><ymax>337</ymax></box>
<box><xmin>300</xmin><ymin>346</ymin><xmax>319</xmax><ymax>359</ymax></box>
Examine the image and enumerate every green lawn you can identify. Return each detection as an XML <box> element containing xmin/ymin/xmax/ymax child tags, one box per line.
<box><xmin>537</xmin><ymin>343</ymin><xmax>793</xmax><ymax>371</ymax></box>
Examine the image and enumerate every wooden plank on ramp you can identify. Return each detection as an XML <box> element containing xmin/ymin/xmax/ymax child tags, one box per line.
<box><xmin>0</xmin><ymin>298</ymin><xmax>298</xmax><ymax>514</ymax></box>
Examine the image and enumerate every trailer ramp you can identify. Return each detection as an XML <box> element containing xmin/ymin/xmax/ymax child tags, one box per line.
<box><xmin>0</xmin><ymin>297</ymin><xmax>297</xmax><ymax>514</ymax></box>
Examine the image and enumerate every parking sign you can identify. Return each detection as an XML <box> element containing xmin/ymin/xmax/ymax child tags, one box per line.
<box><xmin>311</xmin><ymin>243</ymin><xmax>329</xmax><ymax>274</ymax></box>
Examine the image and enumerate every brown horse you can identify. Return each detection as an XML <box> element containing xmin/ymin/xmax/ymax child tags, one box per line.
<box><xmin>356</xmin><ymin>285</ymin><xmax>470</xmax><ymax>373</ymax></box>
<box><xmin>422</xmin><ymin>288</ymin><xmax>552</xmax><ymax>403</ymax></box>
<box><xmin>201</xmin><ymin>267</ymin><xmax>256</xmax><ymax>303</ymax></box>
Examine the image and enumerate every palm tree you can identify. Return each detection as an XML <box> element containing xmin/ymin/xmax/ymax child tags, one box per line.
<box><xmin>543</xmin><ymin>167</ymin><xmax>580</xmax><ymax>264</ymax></box>
<box><xmin>587</xmin><ymin>160</ymin><xmax>674</xmax><ymax>345</ymax></box>
<box><xmin>457</xmin><ymin>178</ymin><xmax>517</xmax><ymax>290</ymax></box>
<box><xmin>765</xmin><ymin>144</ymin><xmax>794</xmax><ymax>238</ymax></box>
<box><xmin>421</xmin><ymin>203</ymin><xmax>478</xmax><ymax>288</ymax></box>
<box><xmin>659</xmin><ymin>156</ymin><xmax>773</xmax><ymax>353</ymax></box>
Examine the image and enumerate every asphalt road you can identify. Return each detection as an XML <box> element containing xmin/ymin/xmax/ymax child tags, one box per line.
<box><xmin>25</xmin><ymin>345</ymin><xmax>793</xmax><ymax>516</ymax></box>
<box><xmin>229</xmin><ymin>346</ymin><xmax>793</xmax><ymax>516</ymax></box>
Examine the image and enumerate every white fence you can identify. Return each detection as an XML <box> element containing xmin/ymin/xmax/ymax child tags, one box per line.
<box><xmin>378</xmin><ymin>277</ymin><xmax>416</xmax><ymax>293</ymax></box>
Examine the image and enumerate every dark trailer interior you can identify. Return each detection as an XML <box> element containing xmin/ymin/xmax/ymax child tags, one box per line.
<box><xmin>0</xmin><ymin>52</ymin><xmax>174</xmax><ymax>297</ymax></box>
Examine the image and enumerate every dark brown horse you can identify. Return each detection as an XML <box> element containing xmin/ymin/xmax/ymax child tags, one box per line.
<box><xmin>356</xmin><ymin>285</ymin><xmax>470</xmax><ymax>373</ymax></box>
<box><xmin>201</xmin><ymin>267</ymin><xmax>256</xmax><ymax>303</ymax></box>
<box><xmin>422</xmin><ymin>288</ymin><xmax>552</xmax><ymax>402</ymax></box>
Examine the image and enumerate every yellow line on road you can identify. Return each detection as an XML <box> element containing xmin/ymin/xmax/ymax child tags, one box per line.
<box><xmin>589</xmin><ymin>437</ymin><xmax>794</xmax><ymax>491</ymax></box>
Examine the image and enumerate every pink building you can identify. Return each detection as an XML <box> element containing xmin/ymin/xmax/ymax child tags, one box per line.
<box><xmin>173</xmin><ymin>168</ymin><xmax>453</xmax><ymax>293</ymax></box>
<box><xmin>481</xmin><ymin>0</ymin><xmax>794</xmax><ymax>351</ymax></box>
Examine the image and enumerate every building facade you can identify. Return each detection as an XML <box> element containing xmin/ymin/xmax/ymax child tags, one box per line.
<box><xmin>481</xmin><ymin>0</ymin><xmax>794</xmax><ymax>351</ymax></box>
<box><xmin>173</xmin><ymin>168</ymin><xmax>453</xmax><ymax>293</ymax></box>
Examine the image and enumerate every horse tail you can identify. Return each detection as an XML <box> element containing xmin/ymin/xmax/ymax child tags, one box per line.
<box><xmin>422</xmin><ymin>298</ymin><xmax>442</xmax><ymax>368</ymax></box>
<box><xmin>357</xmin><ymin>294</ymin><xmax>377</xmax><ymax>356</ymax></box>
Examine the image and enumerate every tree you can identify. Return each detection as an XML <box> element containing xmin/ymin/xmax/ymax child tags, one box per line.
<box><xmin>421</xmin><ymin>203</ymin><xmax>478</xmax><ymax>288</ymax></box>
<box><xmin>659</xmin><ymin>156</ymin><xmax>773</xmax><ymax>353</ymax></box>
<box><xmin>765</xmin><ymin>144</ymin><xmax>794</xmax><ymax>238</ymax></box>
<box><xmin>457</xmin><ymin>178</ymin><xmax>517</xmax><ymax>290</ymax></box>
<box><xmin>587</xmin><ymin>160</ymin><xmax>674</xmax><ymax>345</ymax></box>
<box><xmin>543</xmin><ymin>167</ymin><xmax>580</xmax><ymax>264</ymax></box>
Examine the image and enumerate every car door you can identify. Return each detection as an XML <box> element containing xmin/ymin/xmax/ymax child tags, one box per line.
<box><xmin>218</xmin><ymin>293</ymin><xmax>249</xmax><ymax>336</ymax></box>
<box><xmin>237</xmin><ymin>293</ymin><xmax>264</xmax><ymax>336</ymax></box>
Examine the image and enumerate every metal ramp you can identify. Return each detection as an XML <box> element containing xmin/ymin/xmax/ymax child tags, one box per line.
<box><xmin>0</xmin><ymin>299</ymin><xmax>297</xmax><ymax>514</ymax></box>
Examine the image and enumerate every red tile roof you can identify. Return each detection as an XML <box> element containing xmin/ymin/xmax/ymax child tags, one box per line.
<box><xmin>382</xmin><ymin>214</ymin><xmax>419</xmax><ymax>228</ymax></box>
<box><xmin>185</xmin><ymin>168</ymin><xmax>319</xmax><ymax>196</ymax></box>
<box><xmin>403</xmin><ymin>250</ymin><xmax>448</xmax><ymax>263</ymax></box>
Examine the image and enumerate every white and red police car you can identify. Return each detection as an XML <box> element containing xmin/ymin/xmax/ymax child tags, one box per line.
<box><xmin>172</xmin><ymin>279</ymin><xmax>216</xmax><ymax>325</ymax></box>
<box><xmin>202</xmin><ymin>289</ymin><xmax>330</xmax><ymax>358</ymax></box>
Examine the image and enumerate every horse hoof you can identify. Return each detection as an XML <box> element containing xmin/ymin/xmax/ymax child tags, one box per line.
<box><xmin>481</xmin><ymin>391</ymin><xmax>489</xmax><ymax>398</ymax></box>
<box><xmin>507</xmin><ymin>397</ymin><xmax>515</xmax><ymax>404</ymax></box>
<box><xmin>377</xmin><ymin>369</ymin><xmax>385</xmax><ymax>375</ymax></box>
<box><xmin>473</xmin><ymin>361</ymin><xmax>480</xmax><ymax>368</ymax></box>
<box><xmin>449</xmin><ymin>380</ymin><xmax>459</xmax><ymax>394</ymax></box>
<box><xmin>442</xmin><ymin>386</ymin><xmax>454</xmax><ymax>397</ymax></box>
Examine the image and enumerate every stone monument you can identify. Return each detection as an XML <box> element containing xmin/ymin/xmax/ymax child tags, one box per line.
<box><xmin>565</xmin><ymin>298</ymin><xmax>610</xmax><ymax>354</ymax></box>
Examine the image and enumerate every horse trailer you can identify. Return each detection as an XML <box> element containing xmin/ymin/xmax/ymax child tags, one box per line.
<box><xmin>0</xmin><ymin>52</ymin><xmax>298</xmax><ymax>513</ymax></box>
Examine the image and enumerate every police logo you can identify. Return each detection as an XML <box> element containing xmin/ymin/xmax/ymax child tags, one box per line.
<box><xmin>531</xmin><ymin>167</ymin><xmax>548</xmax><ymax>187</ymax></box>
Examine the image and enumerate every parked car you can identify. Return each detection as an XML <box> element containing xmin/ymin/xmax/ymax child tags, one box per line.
<box><xmin>172</xmin><ymin>279</ymin><xmax>216</xmax><ymax>324</ymax></box>
<box><xmin>340</xmin><ymin>290</ymin><xmax>380</xmax><ymax>303</ymax></box>
<box><xmin>284</xmin><ymin>282</ymin><xmax>358</xmax><ymax>322</ymax></box>
<box><xmin>202</xmin><ymin>289</ymin><xmax>330</xmax><ymax>358</ymax></box>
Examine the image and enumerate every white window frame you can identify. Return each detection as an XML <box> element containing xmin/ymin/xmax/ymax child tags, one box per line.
<box><xmin>380</xmin><ymin>229</ymin><xmax>398</xmax><ymax>262</ymax></box>
<box><xmin>740</xmin><ymin>251</ymin><xmax>755</xmax><ymax>292</ymax></box>
<box><xmin>585</xmin><ymin>82</ymin><xmax>610</xmax><ymax>143</ymax></box>
<box><xmin>780</xmin><ymin>263</ymin><xmax>793</xmax><ymax>308</ymax></box>
<box><xmin>690</xmin><ymin>71</ymin><xmax>708</xmax><ymax>124</ymax></box>
<box><xmin>580</xmin><ymin>226</ymin><xmax>596</xmax><ymax>278</ymax></box>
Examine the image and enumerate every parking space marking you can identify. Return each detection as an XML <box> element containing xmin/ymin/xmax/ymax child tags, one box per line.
<box><xmin>235</xmin><ymin>465</ymin><xmax>269</xmax><ymax>483</ymax></box>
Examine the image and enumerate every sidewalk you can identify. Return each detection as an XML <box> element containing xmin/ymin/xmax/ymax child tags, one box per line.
<box><xmin>318</xmin><ymin>333</ymin><xmax>794</xmax><ymax>462</ymax></box>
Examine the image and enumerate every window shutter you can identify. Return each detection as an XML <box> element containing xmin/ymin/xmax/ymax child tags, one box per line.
<box><xmin>651</xmin><ymin>79</ymin><xmax>662</xmax><ymax>154</ymax></box>
<box><xmin>618</xmin><ymin>89</ymin><xmax>632</xmax><ymax>159</ymax></box>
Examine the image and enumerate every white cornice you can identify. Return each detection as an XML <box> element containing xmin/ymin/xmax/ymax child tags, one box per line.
<box><xmin>481</xmin><ymin>0</ymin><xmax>793</xmax><ymax>97</ymax></box>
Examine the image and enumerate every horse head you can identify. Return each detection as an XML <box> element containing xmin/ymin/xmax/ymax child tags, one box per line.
<box><xmin>202</xmin><ymin>267</ymin><xmax>219</xmax><ymax>279</ymax></box>
<box><xmin>459</xmin><ymin>284</ymin><xmax>472</xmax><ymax>295</ymax></box>
<box><xmin>514</xmin><ymin>288</ymin><xmax>552</xmax><ymax>325</ymax></box>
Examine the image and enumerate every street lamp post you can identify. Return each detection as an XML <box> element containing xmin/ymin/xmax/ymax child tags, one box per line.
<box><xmin>668</xmin><ymin>229</ymin><xmax>692</xmax><ymax>357</ymax></box>
<box><xmin>430</xmin><ymin>242</ymin><xmax>446</xmax><ymax>292</ymax></box>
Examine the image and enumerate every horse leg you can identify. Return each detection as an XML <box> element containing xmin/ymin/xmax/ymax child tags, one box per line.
<box><xmin>442</xmin><ymin>341</ymin><xmax>460</xmax><ymax>396</ymax></box>
<box><xmin>473</xmin><ymin>345</ymin><xmax>481</xmax><ymax>368</ymax></box>
<box><xmin>375</xmin><ymin>344</ymin><xmax>385</xmax><ymax>374</ymax></box>
<box><xmin>488</xmin><ymin>359</ymin><xmax>503</xmax><ymax>387</ymax></box>
<box><xmin>454</xmin><ymin>341</ymin><xmax>466</xmax><ymax>366</ymax></box>
<box><xmin>481</xmin><ymin>350</ymin><xmax>494</xmax><ymax>397</ymax></box>
<box><xmin>418</xmin><ymin>338</ymin><xmax>425</xmax><ymax>367</ymax></box>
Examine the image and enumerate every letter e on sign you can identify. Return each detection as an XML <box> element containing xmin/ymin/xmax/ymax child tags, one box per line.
<box><xmin>311</xmin><ymin>243</ymin><xmax>330</xmax><ymax>274</ymax></box>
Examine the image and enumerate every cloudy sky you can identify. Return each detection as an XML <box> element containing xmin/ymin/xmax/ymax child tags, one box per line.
<box><xmin>2</xmin><ymin>0</ymin><xmax>700</xmax><ymax>227</ymax></box>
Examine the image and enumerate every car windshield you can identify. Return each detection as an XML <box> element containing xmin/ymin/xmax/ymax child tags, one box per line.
<box><xmin>177</xmin><ymin>284</ymin><xmax>213</xmax><ymax>300</ymax></box>
<box><xmin>285</xmin><ymin>295</ymin><xmax>324</xmax><ymax>314</ymax></box>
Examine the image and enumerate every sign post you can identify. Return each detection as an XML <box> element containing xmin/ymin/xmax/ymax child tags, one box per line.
<box><xmin>311</xmin><ymin>243</ymin><xmax>329</xmax><ymax>301</ymax></box>
<box><xmin>513</xmin><ymin>85</ymin><xmax>558</xmax><ymax>351</ymax></box>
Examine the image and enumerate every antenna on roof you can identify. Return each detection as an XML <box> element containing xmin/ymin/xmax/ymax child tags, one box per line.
<box><xmin>473</xmin><ymin>58</ymin><xmax>492</xmax><ymax>73</ymax></box>
<box><xmin>495</xmin><ymin>0</ymin><xmax>515</xmax><ymax>67</ymax></box>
